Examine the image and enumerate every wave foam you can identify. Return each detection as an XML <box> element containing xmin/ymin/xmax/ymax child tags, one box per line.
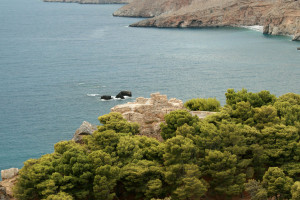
<box><xmin>100</xmin><ymin>96</ymin><xmax>133</xmax><ymax>101</ymax></box>
<box><xmin>87</xmin><ymin>93</ymin><xmax>100</xmax><ymax>97</ymax></box>
<box><xmin>241</xmin><ymin>25</ymin><xmax>263</xmax><ymax>32</ymax></box>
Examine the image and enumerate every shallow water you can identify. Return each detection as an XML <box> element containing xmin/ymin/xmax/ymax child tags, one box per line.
<box><xmin>0</xmin><ymin>0</ymin><xmax>299</xmax><ymax>172</ymax></box>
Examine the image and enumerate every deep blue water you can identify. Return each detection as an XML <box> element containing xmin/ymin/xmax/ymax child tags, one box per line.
<box><xmin>0</xmin><ymin>0</ymin><xmax>299</xmax><ymax>173</ymax></box>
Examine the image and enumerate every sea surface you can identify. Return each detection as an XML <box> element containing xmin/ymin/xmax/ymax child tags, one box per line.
<box><xmin>0</xmin><ymin>0</ymin><xmax>299</xmax><ymax>173</ymax></box>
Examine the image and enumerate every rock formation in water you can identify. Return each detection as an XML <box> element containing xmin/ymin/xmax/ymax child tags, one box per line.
<box><xmin>111</xmin><ymin>92</ymin><xmax>184</xmax><ymax>140</ymax></box>
<box><xmin>114</xmin><ymin>0</ymin><xmax>300</xmax><ymax>40</ymax></box>
<box><xmin>0</xmin><ymin>169</ymin><xmax>18</xmax><ymax>200</ymax></box>
<box><xmin>44</xmin><ymin>0</ymin><xmax>134</xmax><ymax>4</ymax></box>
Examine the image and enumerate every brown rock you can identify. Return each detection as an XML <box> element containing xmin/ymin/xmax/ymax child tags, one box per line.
<box><xmin>0</xmin><ymin>169</ymin><xmax>18</xmax><ymax>200</ymax></box>
<box><xmin>72</xmin><ymin>121</ymin><xmax>97</xmax><ymax>143</ymax></box>
<box><xmin>44</xmin><ymin>0</ymin><xmax>134</xmax><ymax>4</ymax></box>
<box><xmin>1</xmin><ymin>169</ymin><xmax>18</xmax><ymax>181</ymax></box>
<box><xmin>0</xmin><ymin>185</ymin><xmax>8</xmax><ymax>200</ymax></box>
<box><xmin>113</xmin><ymin>0</ymin><xmax>192</xmax><ymax>17</ymax></box>
<box><xmin>293</xmin><ymin>33</ymin><xmax>300</xmax><ymax>41</ymax></box>
<box><xmin>111</xmin><ymin>92</ymin><xmax>183</xmax><ymax>140</ymax></box>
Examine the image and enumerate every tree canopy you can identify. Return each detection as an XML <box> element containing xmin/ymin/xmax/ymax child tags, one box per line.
<box><xmin>14</xmin><ymin>89</ymin><xmax>300</xmax><ymax>200</ymax></box>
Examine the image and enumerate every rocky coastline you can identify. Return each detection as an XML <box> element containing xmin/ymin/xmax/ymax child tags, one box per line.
<box><xmin>43</xmin><ymin>0</ymin><xmax>133</xmax><ymax>4</ymax></box>
<box><xmin>114</xmin><ymin>0</ymin><xmax>300</xmax><ymax>40</ymax></box>
<box><xmin>0</xmin><ymin>169</ymin><xmax>18</xmax><ymax>200</ymax></box>
<box><xmin>43</xmin><ymin>0</ymin><xmax>300</xmax><ymax>40</ymax></box>
<box><xmin>0</xmin><ymin>93</ymin><xmax>216</xmax><ymax>199</ymax></box>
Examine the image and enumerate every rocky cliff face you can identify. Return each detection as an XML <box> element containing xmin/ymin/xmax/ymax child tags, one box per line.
<box><xmin>0</xmin><ymin>169</ymin><xmax>18</xmax><ymax>200</ymax></box>
<box><xmin>114</xmin><ymin>0</ymin><xmax>300</xmax><ymax>40</ymax></box>
<box><xmin>44</xmin><ymin>0</ymin><xmax>133</xmax><ymax>4</ymax></box>
<box><xmin>111</xmin><ymin>93</ymin><xmax>184</xmax><ymax>141</ymax></box>
<box><xmin>113</xmin><ymin>0</ymin><xmax>192</xmax><ymax>17</ymax></box>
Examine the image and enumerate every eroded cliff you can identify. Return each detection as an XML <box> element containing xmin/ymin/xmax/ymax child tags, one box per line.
<box><xmin>43</xmin><ymin>0</ymin><xmax>133</xmax><ymax>4</ymax></box>
<box><xmin>114</xmin><ymin>0</ymin><xmax>300</xmax><ymax>40</ymax></box>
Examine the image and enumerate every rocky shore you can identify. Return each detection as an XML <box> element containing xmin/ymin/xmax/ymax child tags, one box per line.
<box><xmin>0</xmin><ymin>93</ymin><xmax>216</xmax><ymax>199</ymax></box>
<box><xmin>0</xmin><ymin>169</ymin><xmax>18</xmax><ymax>200</ymax></box>
<box><xmin>43</xmin><ymin>0</ymin><xmax>133</xmax><ymax>4</ymax></box>
<box><xmin>114</xmin><ymin>0</ymin><xmax>300</xmax><ymax>40</ymax></box>
<box><xmin>72</xmin><ymin>93</ymin><xmax>215</xmax><ymax>141</ymax></box>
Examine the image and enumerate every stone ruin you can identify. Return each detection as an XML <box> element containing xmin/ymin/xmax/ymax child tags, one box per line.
<box><xmin>111</xmin><ymin>92</ymin><xmax>184</xmax><ymax>141</ymax></box>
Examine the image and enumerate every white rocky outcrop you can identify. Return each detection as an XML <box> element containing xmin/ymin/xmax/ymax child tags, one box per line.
<box><xmin>0</xmin><ymin>168</ymin><xmax>18</xmax><ymax>200</ymax></box>
<box><xmin>111</xmin><ymin>93</ymin><xmax>184</xmax><ymax>140</ymax></box>
<box><xmin>1</xmin><ymin>169</ymin><xmax>18</xmax><ymax>181</ymax></box>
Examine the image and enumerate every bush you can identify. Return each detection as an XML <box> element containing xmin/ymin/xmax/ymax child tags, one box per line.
<box><xmin>184</xmin><ymin>98</ymin><xmax>221</xmax><ymax>111</ymax></box>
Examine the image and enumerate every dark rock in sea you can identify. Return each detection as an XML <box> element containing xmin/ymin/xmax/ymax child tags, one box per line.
<box><xmin>72</xmin><ymin>121</ymin><xmax>97</xmax><ymax>143</ymax></box>
<box><xmin>117</xmin><ymin>91</ymin><xmax>132</xmax><ymax>97</ymax></box>
<box><xmin>116</xmin><ymin>94</ymin><xmax>125</xmax><ymax>99</ymax></box>
<box><xmin>101</xmin><ymin>95</ymin><xmax>112</xmax><ymax>100</ymax></box>
<box><xmin>297</xmin><ymin>47</ymin><xmax>300</xmax><ymax>50</ymax></box>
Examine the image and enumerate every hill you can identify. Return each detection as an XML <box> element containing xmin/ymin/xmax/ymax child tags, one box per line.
<box><xmin>114</xmin><ymin>0</ymin><xmax>300</xmax><ymax>40</ymax></box>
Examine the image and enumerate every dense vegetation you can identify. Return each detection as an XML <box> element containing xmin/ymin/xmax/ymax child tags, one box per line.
<box><xmin>14</xmin><ymin>89</ymin><xmax>300</xmax><ymax>200</ymax></box>
<box><xmin>184</xmin><ymin>98</ymin><xmax>221</xmax><ymax>112</ymax></box>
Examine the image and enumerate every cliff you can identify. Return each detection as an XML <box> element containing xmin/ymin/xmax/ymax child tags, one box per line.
<box><xmin>0</xmin><ymin>169</ymin><xmax>18</xmax><ymax>200</ymax></box>
<box><xmin>114</xmin><ymin>0</ymin><xmax>300</xmax><ymax>40</ymax></box>
<box><xmin>43</xmin><ymin>0</ymin><xmax>134</xmax><ymax>4</ymax></box>
<box><xmin>113</xmin><ymin>0</ymin><xmax>193</xmax><ymax>17</ymax></box>
<box><xmin>111</xmin><ymin>92</ymin><xmax>184</xmax><ymax>141</ymax></box>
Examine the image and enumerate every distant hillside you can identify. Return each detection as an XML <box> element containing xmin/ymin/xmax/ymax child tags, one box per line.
<box><xmin>44</xmin><ymin>0</ymin><xmax>133</xmax><ymax>4</ymax></box>
<box><xmin>114</xmin><ymin>0</ymin><xmax>300</xmax><ymax>40</ymax></box>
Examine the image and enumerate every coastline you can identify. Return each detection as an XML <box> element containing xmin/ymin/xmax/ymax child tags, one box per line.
<box><xmin>114</xmin><ymin>0</ymin><xmax>300</xmax><ymax>41</ymax></box>
<box><xmin>43</xmin><ymin>0</ymin><xmax>132</xmax><ymax>4</ymax></box>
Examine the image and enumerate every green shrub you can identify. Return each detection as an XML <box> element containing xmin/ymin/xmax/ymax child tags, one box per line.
<box><xmin>184</xmin><ymin>98</ymin><xmax>221</xmax><ymax>111</ymax></box>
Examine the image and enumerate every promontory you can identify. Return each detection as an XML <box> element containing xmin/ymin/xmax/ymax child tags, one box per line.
<box><xmin>43</xmin><ymin>0</ymin><xmax>134</xmax><ymax>4</ymax></box>
<box><xmin>113</xmin><ymin>0</ymin><xmax>300</xmax><ymax>40</ymax></box>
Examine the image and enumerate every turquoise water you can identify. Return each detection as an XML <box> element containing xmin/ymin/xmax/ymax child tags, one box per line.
<box><xmin>0</xmin><ymin>0</ymin><xmax>299</xmax><ymax>173</ymax></box>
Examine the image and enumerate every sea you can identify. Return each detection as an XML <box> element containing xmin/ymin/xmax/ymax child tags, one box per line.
<box><xmin>0</xmin><ymin>0</ymin><xmax>299</xmax><ymax>174</ymax></box>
